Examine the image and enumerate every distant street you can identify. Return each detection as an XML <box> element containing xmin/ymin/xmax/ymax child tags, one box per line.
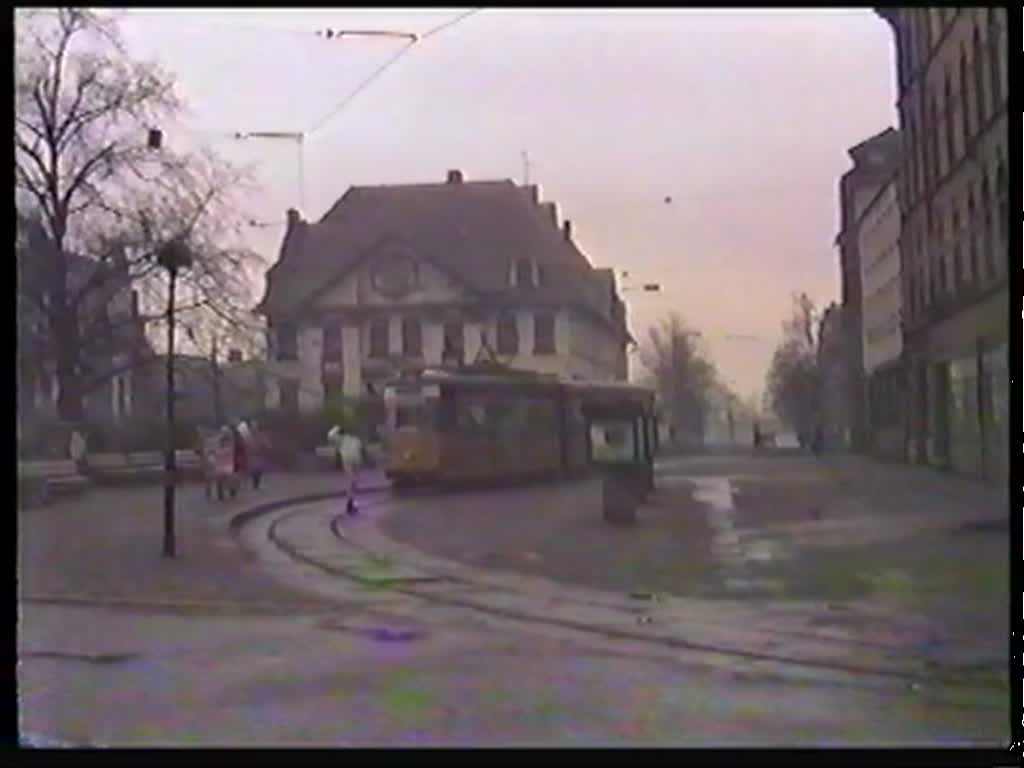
<box><xmin>18</xmin><ymin>455</ymin><xmax>1009</xmax><ymax>747</ymax></box>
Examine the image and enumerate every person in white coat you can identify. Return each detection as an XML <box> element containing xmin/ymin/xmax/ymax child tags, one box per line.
<box><xmin>337</xmin><ymin>428</ymin><xmax>363</xmax><ymax>516</ymax></box>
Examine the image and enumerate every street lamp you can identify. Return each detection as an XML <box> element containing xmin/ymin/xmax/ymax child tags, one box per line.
<box><xmin>156</xmin><ymin>239</ymin><xmax>193</xmax><ymax>558</ymax></box>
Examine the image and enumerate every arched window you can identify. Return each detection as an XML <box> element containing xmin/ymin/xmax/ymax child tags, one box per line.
<box><xmin>988</xmin><ymin>13</ymin><xmax>1003</xmax><ymax>110</ymax></box>
<box><xmin>958</xmin><ymin>45</ymin><xmax>972</xmax><ymax>142</ymax></box>
<box><xmin>973</xmin><ymin>26</ymin><xmax>987</xmax><ymax>125</ymax></box>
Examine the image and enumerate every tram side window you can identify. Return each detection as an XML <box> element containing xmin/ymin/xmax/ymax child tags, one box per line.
<box><xmin>590</xmin><ymin>419</ymin><xmax>638</xmax><ymax>463</ymax></box>
<box><xmin>456</xmin><ymin>394</ymin><xmax>491</xmax><ymax>434</ymax></box>
<box><xmin>494</xmin><ymin>395</ymin><xmax>528</xmax><ymax>437</ymax></box>
<box><xmin>524</xmin><ymin>397</ymin><xmax>558</xmax><ymax>434</ymax></box>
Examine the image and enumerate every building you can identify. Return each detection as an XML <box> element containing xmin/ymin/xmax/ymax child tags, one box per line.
<box><xmin>256</xmin><ymin>170</ymin><xmax>631</xmax><ymax>414</ymax></box>
<box><xmin>835</xmin><ymin>128</ymin><xmax>902</xmax><ymax>455</ymax></box>
<box><xmin>816</xmin><ymin>302</ymin><xmax>849</xmax><ymax>451</ymax></box>
<box><xmin>876</xmin><ymin>7</ymin><xmax>1008</xmax><ymax>482</ymax></box>
<box><xmin>16</xmin><ymin>215</ymin><xmax>151</xmax><ymax>440</ymax></box>
<box><xmin>857</xmin><ymin>172</ymin><xmax>906</xmax><ymax>460</ymax></box>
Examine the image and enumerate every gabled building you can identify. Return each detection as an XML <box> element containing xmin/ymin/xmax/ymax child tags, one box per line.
<box><xmin>256</xmin><ymin>170</ymin><xmax>631</xmax><ymax>413</ymax></box>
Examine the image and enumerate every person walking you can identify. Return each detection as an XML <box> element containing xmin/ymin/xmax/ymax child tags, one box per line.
<box><xmin>338</xmin><ymin>427</ymin><xmax>364</xmax><ymax>516</ymax></box>
<box><xmin>247</xmin><ymin>420</ymin><xmax>269</xmax><ymax>490</ymax></box>
<box><xmin>231</xmin><ymin>423</ymin><xmax>248</xmax><ymax>499</ymax></box>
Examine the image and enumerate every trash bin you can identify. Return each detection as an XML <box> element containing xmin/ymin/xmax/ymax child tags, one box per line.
<box><xmin>602</xmin><ymin>474</ymin><xmax>637</xmax><ymax>526</ymax></box>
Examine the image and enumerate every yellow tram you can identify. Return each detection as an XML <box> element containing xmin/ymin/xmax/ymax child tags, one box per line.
<box><xmin>382</xmin><ymin>366</ymin><xmax>657</xmax><ymax>489</ymax></box>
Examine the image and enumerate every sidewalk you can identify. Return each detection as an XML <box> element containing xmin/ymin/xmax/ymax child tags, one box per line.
<box><xmin>17</xmin><ymin>470</ymin><xmax>387</xmax><ymax>613</ymax></box>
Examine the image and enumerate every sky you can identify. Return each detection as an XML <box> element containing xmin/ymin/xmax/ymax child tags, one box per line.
<box><xmin>114</xmin><ymin>7</ymin><xmax>898</xmax><ymax>399</ymax></box>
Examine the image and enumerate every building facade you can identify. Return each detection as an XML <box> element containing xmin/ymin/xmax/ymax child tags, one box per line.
<box><xmin>877</xmin><ymin>7</ymin><xmax>1008</xmax><ymax>482</ymax></box>
<box><xmin>817</xmin><ymin>302</ymin><xmax>849</xmax><ymax>451</ymax></box>
<box><xmin>256</xmin><ymin>170</ymin><xmax>631</xmax><ymax>414</ymax></box>
<box><xmin>857</xmin><ymin>175</ymin><xmax>906</xmax><ymax>460</ymax></box>
<box><xmin>835</xmin><ymin>128</ymin><xmax>902</xmax><ymax>455</ymax></box>
<box><xmin>16</xmin><ymin>216</ymin><xmax>150</xmax><ymax>442</ymax></box>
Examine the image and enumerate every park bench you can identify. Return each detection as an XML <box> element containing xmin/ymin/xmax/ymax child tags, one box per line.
<box><xmin>17</xmin><ymin>459</ymin><xmax>90</xmax><ymax>508</ymax></box>
<box><xmin>83</xmin><ymin>450</ymin><xmax>203</xmax><ymax>485</ymax></box>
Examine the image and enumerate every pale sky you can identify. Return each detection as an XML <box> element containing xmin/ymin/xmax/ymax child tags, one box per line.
<box><xmin>116</xmin><ymin>7</ymin><xmax>898</xmax><ymax>399</ymax></box>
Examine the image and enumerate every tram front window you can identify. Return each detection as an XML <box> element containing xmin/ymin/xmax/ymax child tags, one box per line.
<box><xmin>393</xmin><ymin>402</ymin><xmax>433</xmax><ymax>430</ymax></box>
<box><xmin>590</xmin><ymin>419</ymin><xmax>637</xmax><ymax>463</ymax></box>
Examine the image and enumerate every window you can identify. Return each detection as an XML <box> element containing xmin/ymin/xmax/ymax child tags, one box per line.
<box><xmin>951</xmin><ymin>209</ymin><xmax>962</xmax><ymax>289</ymax></box>
<box><xmin>442</xmin><ymin>320</ymin><xmax>464</xmax><ymax>363</ymax></box>
<box><xmin>959</xmin><ymin>47</ymin><xmax>971</xmax><ymax>142</ymax></box>
<box><xmin>533</xmin><ymin>312</ymin><xmax>555</xmax><ymax>355</ymax></box>
<box><xmin>988</xmin><ymin>16</ymin><xmax>1002</xmax><ymax>110</ymax></box>
<box><xmin>456</xmin><ymin>394</ymin><xmax>491</xmax><ymax>434</ymax></box>
<box><xmin>994</xmin><ymin>161</ymin><xmax>1007</xmax><ymax>274</ymax></box>
<box><xmin>967</xmin><ymin>188</ymin><xmax>978</xmax><ymax>282</ymax></box>
<box><xmin>276</xmin><ymin>323</ymin><xmax>297</xmax><ymax>361</ymax></box>
<box><xmin>323</xmin><ymin>325</ymin><xmax>342</xmax><ymax>362</ymax></box>
<box><xmin>323</xmin><ymin>373</ymin><xmax>344</xmax><ymax>403</ymax></box>
<box><xmin>929</xmin><ymin>97</ymin><xmax>943</xmax><ymax>179</ymax></box>
<box><xmin>514</xmin><ymin>258</ymin><xmax>533</xmax><ymax>287</ymax></box>
<box><xmin>980</xmin><ymin>173</ymin><xmax>993</xmax><ymax>279</ymax></box>
<box><xmin>943</xmin><ymin>70</ymin><xmax>956</xmax><ymax>165</ymax></box>
<box><xmin>280</xmin><ymin>379</ymin><xmax>299</xmax><ymax>414</ymax></box>
<box><xmin>973</xmin><ymin>27</ymin><xmax>986</xmax><ymax>124</ymax></box>
<box><xmin>369</xmin><ymin>318</ymin><xmax>389</xmax><ymax>358</ymax></box>
<box><xmin>401</xmin><ymin>317</ymin><xmax>422</xmax><ymax>358</ymax></box>
<box><xmin>496</xmin><ymin>314</ymin><xmax>519</xmax><ymax>355</ymax></box>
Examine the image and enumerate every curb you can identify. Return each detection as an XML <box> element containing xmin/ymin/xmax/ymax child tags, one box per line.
<box><xmin>17</xmin><ymin>593</ymin><xmax>335</xmax><ymax>614</ymax></box>
<box><xmin>226</xmin><ymin>483</ymin><xmax>392</xmax><ymax>535</ymax></box>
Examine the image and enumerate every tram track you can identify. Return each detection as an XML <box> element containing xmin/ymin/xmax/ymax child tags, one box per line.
<box><xmin>248</xmin><ymin>500</ymin><xmax>1003</xmax><ymax>695</ymax></box>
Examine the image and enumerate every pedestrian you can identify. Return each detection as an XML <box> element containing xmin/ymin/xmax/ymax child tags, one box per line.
<box><xmin>812</xmin><ymin>424</ymin><xmax>824</xmax><ymax>457</ymax></box>
<box><xmin>327</xmin><ymin>424</ymin><xmax>344</xmax><ymax>470</ymax></box>
<box><xmin>213</xmin><ymin>426</ymin><xmax>236</xmax><ymax>501</ymax></box>
<box><xmin>68</xmin><ymin>426</ymin><xmax>87</xmax><ymax>470</ymax></box>
<box><xmin>753</xmin><ymin>421</ymin><xmax>762</xmax><ymax>450</ymax></box>
<box><xmin>248</xmin><ymin>419</ymin><xmax>269</xmax><ymax>490</ymax></box>
<box><xmin>231</xmin><ymin>423</ymin><xmax>248</xmax><ymax>498</ymax></box>
<box><xmin>338</xmin><ymin>427</ymin><xmax>364</xmax><ymax>516</ymax></box>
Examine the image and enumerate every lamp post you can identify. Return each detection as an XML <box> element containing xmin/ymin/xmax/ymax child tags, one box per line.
<box><xmin>156</xmin><ymin>239</ymin><xmax>193</xmax><ymax>558</ymax></box>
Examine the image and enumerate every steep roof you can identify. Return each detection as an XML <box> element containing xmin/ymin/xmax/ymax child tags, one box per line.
<box><xmin>256</xmin><ymin>175</ymin><xmax>624</xmax><ymax>334</ymax></box>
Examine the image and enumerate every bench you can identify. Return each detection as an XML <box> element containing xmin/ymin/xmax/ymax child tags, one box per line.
<box><xmin>83</xmin><ymin>450</ymin><xmax>203</xmax><ymax>486</ymax></box>
<box><xmin>18</xmin><ymin>459</ymin><xmax>90</xmax><ymax>508</ymax></box>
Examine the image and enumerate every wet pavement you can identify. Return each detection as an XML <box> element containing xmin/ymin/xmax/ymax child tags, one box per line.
<box><xmin>17</xmin><ymin>601</ymin><xmax>1008</xmax><ymax>747</ymax></box>
<box><xmin>17</xmin><ymin>455</ymin><xmax>1011</xmax><ymax>746</ymax></box>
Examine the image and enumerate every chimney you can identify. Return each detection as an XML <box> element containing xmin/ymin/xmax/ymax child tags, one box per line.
<box><xmin>562</xmin><ymin>220</ymin><xmax>572</xmax><ymax>241</ymax></box>
<box><xmin>446</xmin><ymin>169</ymin><xmax>464</xmax><ymax>184</ymax></box>
<box><xmin>228</xmin><ymin>348</ymin><xmax>243</xmax><ymax>364</ymax></box>
<box><xmin>286</xmin><ymin>208</ymin><xmax>301</xmax><ymax>228</ymax></box>
<box><xmin>527</xmin><ymin>184</ymin><xmax>539</xmax><ymax>205</ymax></box>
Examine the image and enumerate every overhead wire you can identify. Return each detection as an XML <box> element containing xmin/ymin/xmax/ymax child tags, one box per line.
<box><xmin>305</xmin><ymin>8</ymin><xmax>483</xmax><ymax>138</ymax></box>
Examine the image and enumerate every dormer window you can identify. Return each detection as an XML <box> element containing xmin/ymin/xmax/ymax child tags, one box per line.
<box><xmin>513</xmin><ymin>258</ymin><xmax>534</xmax><ymax>287</ymax></box>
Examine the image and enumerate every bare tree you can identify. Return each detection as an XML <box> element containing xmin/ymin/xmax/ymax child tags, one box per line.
<box><xmin>765</xmin><ymin>292</ymin><xmax>822</xmax><ymax>444</ymax></box>
<box><xmin>15</xmin><ymin>8</ymin><xmax>263</xmax><ymax>421</ymax></box>
<box><xmin>638</xmin><ymin>314</ymin><xmax>718</xmax><ymax>446</ymax></box>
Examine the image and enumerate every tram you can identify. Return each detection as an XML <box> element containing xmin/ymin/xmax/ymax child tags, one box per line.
<box><xmin>382</xmin><ymin>365</ymin><xmax>657</xmax><ymax>489</ymax></box>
